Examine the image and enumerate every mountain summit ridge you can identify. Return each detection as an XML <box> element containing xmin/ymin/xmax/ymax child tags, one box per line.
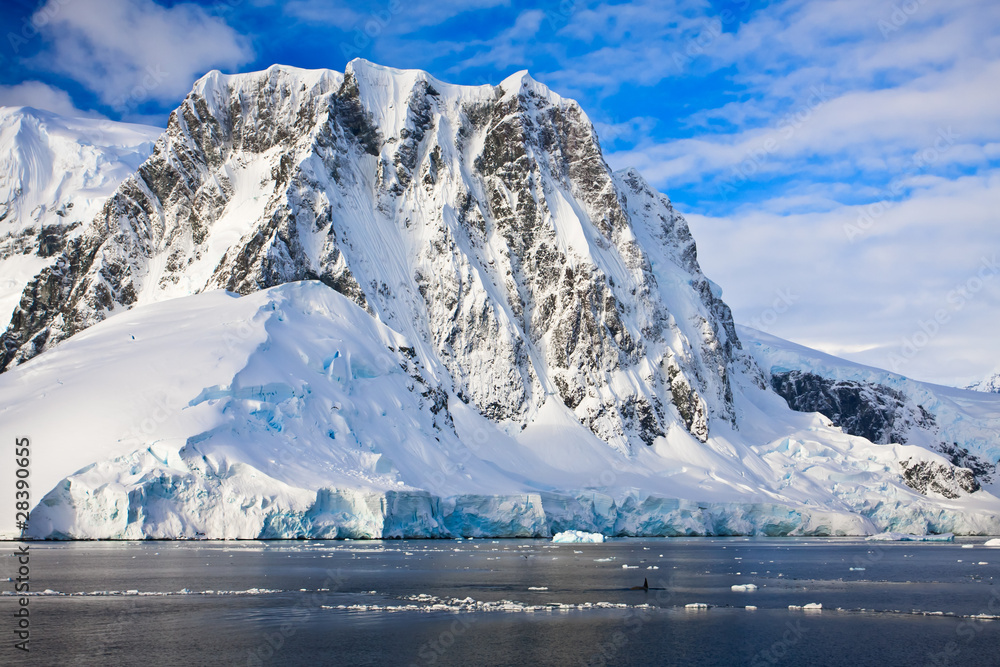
<box><xmin>1</xmin><ymin>59</ymin><xmax>740</xmax><ymax>451</ymax></box>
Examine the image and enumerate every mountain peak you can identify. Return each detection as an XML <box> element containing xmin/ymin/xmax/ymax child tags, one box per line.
<box><xmin>967</xmin><ymin>372</ymin><xmax>1000</xmax><ymax>393</ymax></box>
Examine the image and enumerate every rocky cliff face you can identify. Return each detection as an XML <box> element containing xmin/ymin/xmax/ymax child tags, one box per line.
<box><xmin>0</xmin><ymin>61</ymin><xmax>743</xmax><ymax>451</ymax></box>
<box><xmin>770</xmin><ymin>370</ymin><xmax>937</xmax><ymax>445</ymax></box>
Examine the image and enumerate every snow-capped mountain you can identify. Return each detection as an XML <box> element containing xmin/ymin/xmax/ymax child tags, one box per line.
<box><xmin>0</xmin><ymin>107</ymin><xmax>159</xmax><ymax>328</ymax></box>
<box><xmin>967</xmin><ymin>373</ymin><xmax>1000</xmax><ymax>394</ymax></box>
<box><xmin>1</xmin><ymin>61</ymin><xmax>998</xmax><ymax>539</ymax></box>
<box><xmin>740</xmin><ymin>326</ymin><xmax>1000</xmax><ymax>495</ymax></box>
<box><xmin>1</xmin><ymin>61</ymin><xmax>738</xmax><ymax>451</ymax></box>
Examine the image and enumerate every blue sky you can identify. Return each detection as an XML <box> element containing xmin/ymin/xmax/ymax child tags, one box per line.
<box><xmin>1</xmin><ymin>0</ymin><xmax>998</xmax><ymax>386</ymax></box>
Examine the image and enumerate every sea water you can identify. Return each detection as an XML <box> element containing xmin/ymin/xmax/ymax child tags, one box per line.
<box><xmin>4</xmin><ymin>537</ymin><xmax>1000</xmax><ymax>666</ymax></box>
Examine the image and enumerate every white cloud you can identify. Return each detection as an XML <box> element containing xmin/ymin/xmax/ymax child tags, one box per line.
<box><xmin>685</xmin><ymin>171</ymin><xmax>1000</xmax><ymax>386</ymax></box>
<box><xmin>30</xmin><ymin>0</ymin><xmax>253</xmax><ymax>114</ymax></box>
<box><xmin>0</xmin><ymin>81</ymin><xmax>103</xmax><ymax>119</ymax></box>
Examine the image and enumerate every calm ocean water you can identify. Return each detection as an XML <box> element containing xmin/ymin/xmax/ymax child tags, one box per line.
<box><xmin>4</xmin><ymin>537</ymin><xmax>1000</xmax><ymax>666</ymax></box>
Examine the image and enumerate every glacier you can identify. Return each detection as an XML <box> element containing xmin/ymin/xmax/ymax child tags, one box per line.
<box><xmin>0</xmin><ymin>60</ymin><xmax>998</xmax><ymax>539</ymax></box>
<box><xmin>2</xmin><ymin>281</ymin><xmax>999</xmax><ymax>539</ymax></box>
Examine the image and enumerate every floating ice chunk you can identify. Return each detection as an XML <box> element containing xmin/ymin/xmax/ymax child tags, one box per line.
<box><xmin>978</xmin><ymin>562</ymin><xmax>989</xmax><ymax>565</ymax></box>
<box><xmin>731</xmin><ymin>584</ymin><xmax>758</xmax><ymax>592</ymax></box>
<box><xmin>552</xmin><ymin>530</ymin><xmax>605</xmax><ymax>544</ymax></box>
<box><xmin>850</xmin><ymin>567</ymin><xmax>865</xmax><ymax>571</ymax></box>
<box><xmin>528</xmin><ymin>587</ymin><xmax>548</xmax><ymax>591</ymax></box>
<box><xmin>984</xmin><ymin>539</ymin><xmax>1000</xmax><ymax>547</ymax></box>
<box><xmin>594</xmin><ymin>557</ymin><xmax>616</xmax><ymax>562</ymax></box>
<box><xmin>622</xmin><ymin>564</ymin><xmax>638</xmax><ymax>569</ymax></box>
<box><xmin>789</xmin><ymin>603</ymin><xmax>822</xmax><ymax>611</ymax></box>
<box><xmin>685</xmin><ymin>603</ymin><xmax>709</xmax><ymax>609</ymax></box>
<box><xmin>961</xmin><ymin>545</ymin><xmax>975</xmax><ymax>549</ymax></box>
<box><xmin>745</xmin><ymin>606</ymin><xmax>758</xmax><ymax>611</ymax></box>
<box><xmin>866</xmin><ymin>532</ymin><xmax>954</xmax><ymax>542</ymax></box>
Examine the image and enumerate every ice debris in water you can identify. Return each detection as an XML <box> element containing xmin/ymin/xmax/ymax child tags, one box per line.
<box><xmin>321</xmin><ymin>594</ymin><xmax>653</xmax><ymax>613</ymax></box>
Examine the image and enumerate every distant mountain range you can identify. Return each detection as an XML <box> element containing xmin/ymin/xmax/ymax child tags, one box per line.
<box><xmin>967</xmin><ymin>373</ymin><xmax>1000</xmax><ymax>394</ymax></box>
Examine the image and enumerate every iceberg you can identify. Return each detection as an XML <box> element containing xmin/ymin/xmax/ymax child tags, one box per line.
<box><xmin>866</xmin><ymin>532</ymin><xmax>955</xmax><ymax>542</ymax></box>
<box><xmin>552</xmin><ymin>531</ymin><xmax>605</xmax><ymax>544</ymax></box>
<box><xmin>731</xmin><ymin>584</ymin><xmax>758</xmax><ymax>592</ymax></box>
<box><xmin>984</xmin><ymin>538</ymin><xmax>1000</xmax><ymax>547</ymax></box>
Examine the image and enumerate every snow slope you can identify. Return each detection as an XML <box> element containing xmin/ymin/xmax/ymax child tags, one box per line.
<box><xmin>1</xmin><ymin>282</ymin><xmax>999</xmax><ymax>539</ymax></box>
<box><xmin>0</xmin><ymin>107</ymin><xmax>159</xmax><ymax>326</ymax></box>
